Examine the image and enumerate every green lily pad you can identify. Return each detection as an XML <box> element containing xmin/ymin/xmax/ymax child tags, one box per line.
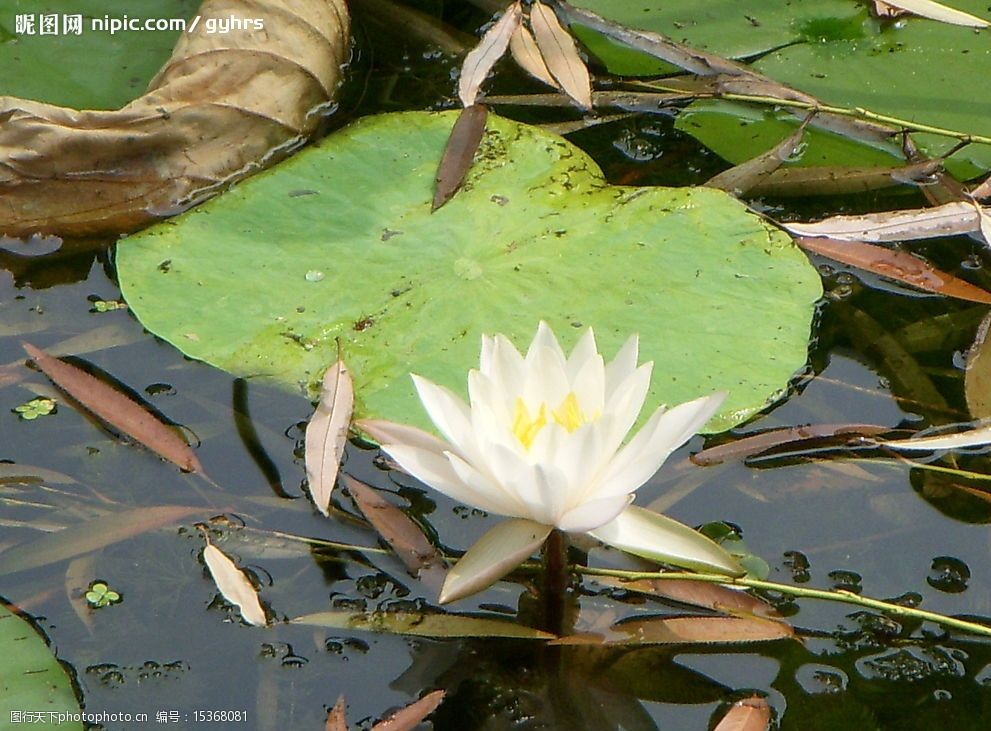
<box><xmin>570</xmin><ymin>0</ymin><xmax>991</xmax><ymax>175</ymax></box>
<box><xmin>116</xmin><ymin>111</ymin><xmax>821</xmax><ymax>433</ymax></box>
<box><xmin>0</xmin><ymin>602</ymin><xmax>83</xmax><ymax>729</ymax></box>
<box><xmin>0</xmin><ymin>0</ymin><xmax>198</xmax><ymax>109</ymax></box>
<box><xmin>571</xmin><ymin>0</ymin><xmax>864</xmax><ymax>75</ymax></box>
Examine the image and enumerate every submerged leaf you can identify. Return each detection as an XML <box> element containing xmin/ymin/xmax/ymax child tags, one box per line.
<box><xmin>794</xmin><ymin>237</ymin><xmax>991</xmax><ymax>305</ymax></box>
<box><xmin>305</xmin><ymin>359</ymin><xmax>354</xmax><ymax>516</ymax></box>
<box><xmin>714</xmin><ymin>696</ymin><xmax>772</xmax><ymax>731</ymax></box>
<box><xmin>372</xmin><ymin>690</ymin><xmax>446</xmax><ymax>731</ymax></box>
<box><xmin>458</xmin><ymin>2</ymin><xmax>523</xmax><ymax>107</ymax></box>
<box><xmin>0</xmin><ymin>505</ymin><xmax>206</xmax><ymax>576</ymax></box>
<box><xmin>22</xmin><ymin>343</ymin><xmax>203</xmax><ymax>472</ymax></box>
<box><xmin>965</xmin><ymin>311</ymin><xmax>991</xmax><ymax>419</ymax></box>
<box><xmin>344</xmin><ymin>475</ymin><xmax>446</xmax><ymax>587</ymax></box>
<box><xmin>530</xmin><ymin>2</ymin><xmax>593</xmax><ymax>109</ymax></box>
<box><xmin>202</xmin><ymin>542</ymin><xmax>267</xmax><ymax>626</ymax></box>
<box><xmin>0</xmin><ymin>0</ymin><xmax>350</xmax><ymax>237</ymax></box>
<box><xmin>292</xmin><ymin>610</ymin><xmax>554</xmax><ymax>639</ymax></box>
<box><xmin>433</xmin><ymin>104</ymin><xmax>489</xmax><ymax>211</ymax></box>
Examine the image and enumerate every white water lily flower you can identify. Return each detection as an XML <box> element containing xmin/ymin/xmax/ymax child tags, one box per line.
<box><xmin>358</xmin><ymin>322</ymin><xmax>743</xmax><ymax>603</ymax></box>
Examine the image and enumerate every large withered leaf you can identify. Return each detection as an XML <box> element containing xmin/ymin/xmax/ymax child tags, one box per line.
<box><xmin>794</xmin><ymin>237</ymin><xmax>991</xmax><ymax>305</ymax></box>
<box><xmin>0</xmin><ymin>0</ymin><xmax>349</xmax><ymax>237</ymax></box>
<box><xmin>530</xmin><ymin>1</ymin><xmax>593</xmax><ymax>109</ymax></box>
<box><xmin>202</xmin><ymin>541</ymin><xmax>267</xmax><ymax>626</ymax></box>
<box><xmin>458</xmin><ymin>2</ymin><xmax>523</xmax><ymax>107</ymax></box>
<box><xmin>23</xmin><ymin>342</ymin><xmax>203</xmax><ymax>472</ymax></box>
<box><xmin>305</xmin><ymin>359</ymin><xmax>354</xmax><ymax>516</ymax></box>
<box><xmin>714</xmin><ymin>696</ymin><xmax>771</xmax><ymax>731</ymax></box>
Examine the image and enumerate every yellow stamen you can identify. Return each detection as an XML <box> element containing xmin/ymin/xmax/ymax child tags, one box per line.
<box><xmin>512</xmin><ymin>392</ymin><xmax>598</xmax><ymax>450</ymax></box>
<box><xmin>512</xmin><ymin>398</ymin><xmax>547</xmax><ymax>450</ymax></box>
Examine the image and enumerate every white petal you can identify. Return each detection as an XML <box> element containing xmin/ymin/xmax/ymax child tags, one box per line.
<box><xmin>557</xmin><ymin>493</ymin><xmax>632</xmax><ymax>532</ymax></box>
<box><xmin>589</xmin><ymin>506</ymin><xmax>743</xmax><ymax>576</ymax></box>
<box><xmin>355</xmin><ymin>419</ymin><xmax>451</xmax><ymax>455</ymax></box>
<box><xmin>487</xmin><ymin>333</ymin><xmax>526</xmax><ymax>396</ymax></box>
<box><xmin>479</xmin><ymin>334</ymin><xmax>495</xmax><ymax>374</ymax></box>
<box><xmin>523</xmin><ymin>344</ymin><xmax>569</xmax><ymax>410</ymax></box>
<box><xmin>411</xmin><ymin>374</ymin><xmax>480</xmax><ymax>458</ymax></box>
<box><xmin>384</xmin><ymin>444</ymin><xmax>517</xmax><ymax>516</ymax></box>
<box><xmin>565</xmin><ymin>328</ymin><xmax>598</xmax><ymax>379</ymax></box>
<box><xmin>598</xmin><ymin>362</ymin><xmax>652</xmax><ymax>455</ymax></box>
<box><xmin>527</xmin><ymin>320</ymin><xmax>566</xmax><ymax>361</ymax></box>
<box><xmin>604</xmin><ymin>334</ymin><xmax>639</xmax><ymax>399</ymax></box>
<box><xmin>596</xmin><ymin>392</ymin><xmax>726</xmax><ymax>498</ymax></box>
<box><xmin>439</xmin><ymin>519</ymin><xmax>552</xmax><ymax>603</ymax></box>
<box><xmin>446</xmin><ymin>451</ymin><xmax>531</xmax><ymax>517</ymax></box>
<box><xmin>554</xmin><ymin>418</ymin><xmax>609</xmax><ymax>502</ymax></box>
<box><xmin>570</xmin><ymin>352</ymin><xmax>605</xmax><ymax>416</ymax></box>
<box><xmin>468</xmin><ymin>370</ymin><xmax>512</xmax><ymax>429</ymax></box>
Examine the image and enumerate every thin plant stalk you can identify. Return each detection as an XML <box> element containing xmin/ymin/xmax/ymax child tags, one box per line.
<box><xmin>540</xmin><ymin>530</ymin><xmax>571</xmax><ymax>636</ymax></box>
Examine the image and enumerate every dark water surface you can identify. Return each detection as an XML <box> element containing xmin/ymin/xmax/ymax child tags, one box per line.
<box><xmin>3</xmin><ymin>2</ymin><xmax>991</xmax><ymax>729</ymax></box>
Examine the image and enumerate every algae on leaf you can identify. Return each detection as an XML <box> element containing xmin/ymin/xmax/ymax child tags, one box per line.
<box><xmin>117</xmin><ymin>111</ymin><xmax>821</xmax><ymax>434</ymax></box>
<box><xmin>0</xmin><ymin>602</ymin><xmax>83</xmax><ymax>730</ymax></box>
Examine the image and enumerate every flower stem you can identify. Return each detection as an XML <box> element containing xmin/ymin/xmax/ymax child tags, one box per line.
<box><xmin>577</xmin><ymin>566</ymin><xmax>991</xmax><ymax>639</ymax></box>
<box><xmin>540</xmin><ymin>530</ymin><xmax>571</xmax><ymax>636</ymax></box>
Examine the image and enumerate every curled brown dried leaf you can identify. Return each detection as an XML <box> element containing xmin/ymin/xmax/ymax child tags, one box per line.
<box><xmin>0</xmin><ymin>0</ymin><xmax>349</xmax><ymax>237</ymax></box>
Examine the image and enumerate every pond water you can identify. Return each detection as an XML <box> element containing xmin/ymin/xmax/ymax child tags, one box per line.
<box><xmin>3</xmin><ymin>2</ymin><xmax>991</xmax><ymax>730</ymax></box>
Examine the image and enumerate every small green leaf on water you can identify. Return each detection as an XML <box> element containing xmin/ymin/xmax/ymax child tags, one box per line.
<box><xmin>13</xmin><ymin>397</ymin><xmax>56</xmax><ymax>420</ymax></box>
<box><xmin>88</xmin><ymin>297</ymin><xmax>126</xmax><ymax>313</ymax></box>
<box><xmin>84</xmin><ymin>580</ymin><xmax>122</xmax><ymax>608</ymax></box>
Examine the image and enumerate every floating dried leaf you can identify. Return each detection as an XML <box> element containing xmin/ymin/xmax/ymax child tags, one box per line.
<box><xmin>292</xmin><ymin>610</ymin><xmax>554</xmax><ymax>639</ymax></box>
<box><xmin>202</xmin><ymin>541</ymin><xmax>267</xmax><ymax>627</ymax></box>
<box><xmin>458</xmin><ymin>2</ymin><xmax>523</xmax><ymax>107</ymax></box>
<box><xmin>325</xmin><ymin>695</ymin><xmax>347</xmax><ymax>731</ymax></box>
<box><xmin>794</xmin><ymin>237</ymin><xmax>991</xmax><ymax>305</ymax></box>
<box><xmin>605</xmin><ymin>615</ymin><xmax>795</xmax><ymax>645</ymax></box>
<box><xmin>875</xmin><ymin>425</ymin><xmax>991</xmax><ymax>451</ymax></box>
<box><xmin>872</xmin><ymin>0</ymin><xmax>988</xmax><ymax>26</ymax></box>
<box><xmin>22</xmin><ymin>342</ymin><xmax>203</xmax><ymax>472</ymax></box>
<box><xmin>433</xmin><ymin>104</ymin><xmax>489</xmax><ymax>211</ymax></box>
<box><xmin>782</xmin><ymin>201</ymin><xmax>985</xmax><ymax>243</ymax></box>
<box><xmin>714</xmin><ymin>696</ymin><xmax>771</xmax><ymax>731</ymax></box>
<box><xmin>594</xmin><ymin>575</ymin><xmax>779</xmax><ymax>618</ymax></box>
<box><xmin>305</xmin><ymin>359</ymin><xmax>354</xmax><ymax>516</ymax></box>
<box><xmin>692</xmin><ymin>424</ymin><xmax>890</xmax><ymax>466</ymax></box>
<box><xmin>509</xmin><ymin>25</ymin><xmax>558</xmax><ymax>88</ymax></box>
<box><xmin>372</xmin><ymin>690</ymin><xmax>446</xmax><ymax>731</ymax></box>
<box><xmin>530</xmin><ymin>2</ymin><xmax>593</xmax><ymax>109</ymax></box>
<box><xmin>706</xmin><ymin>117</ymin><xmax>809</xmax><ymax>197</ymax></box>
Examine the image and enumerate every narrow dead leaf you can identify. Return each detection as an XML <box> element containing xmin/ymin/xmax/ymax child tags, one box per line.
<box><xmin>873</xmin><ymin>0</ymin><xmax>989</xmax><ymax>27</ymax></box>
<box><xmin>344</xmin><ymin>475</ymin><xmax>446</xmax><ymax>589</ymax></box>
<box><xmin>323</xmin><ymin>695</ymin><xmax>348</xmax><ymax>731</ymax></box>
<box><xmin>22</xmin><ymin>342</ymin><xmax>202</xmax><ymax>472</ymax></box>
<box><xmin>292</xmin><ymin>610</ymin><xmax>554</xmax><ymax>639</ymax></box>
<box><xmin>458</xmin><ymin>2</ymin><xmax>523</xmax><ymax>107</ymax></box>
<box><xmin>692</xmin><ymin>424</ymin><xmax>891</xmax><ymax>466</ymax></box>
<box><xmin>714</xmin><ymin>696</ymin><xmax>771</xmax><ymax>731</ymax></box>
<box><xmin>202</xmin><ymin>541</ymin><xmax>267</xmax><ymax>627</ymax></box>
<box><xmin>747</xmin><ymin>160</ymin><xmax>942</xmax><ymax>198</ymax></box>
<box><xmin>973</xmin><ymin>198</ymin><xmax>991</xmax><ymax>247</ymax></box>
<box><xmin>433</xmin><ymin>104</ymin><xmax>489</xmax><ymax>211</ymax></box>
<box><xmin>305</xmin><ymin>359</ymin><xmax>354</xmax><ymax>516</ymax></box>
<box><xmin>530</xmin><ymin>2</ymin><xmax>593</xmax><ymax>109</ymax></box>
<box><xmin>606</xmin><ymin>615</ymin><xmax>795</xmax><ymax>645</ymax></box>
<box><xmin>325</xmin><ymin>695</ymin><xmax>348</xmax><ymax>731</ymax></box>
<box><xmin>0</xmin><ymin>0</ymin><xmax>350</xmax><ymax>237</ymax></box>
<box><xmin>509</xmin><ymin>25</ymin><xmax>559</xmax><ymax>88</ymax></box>
<box><xmin>0</xmin><ymin>505</ymin><xmax>207</xmax><ymax>576</ymax></box>
<box><xmin>794</xmin><ymin>237</ymin><xmax>991</xmax><ymax>305</ymax></box>
<box><xmin>372</xmin><ymin>690</ymin><xmax>446</xmax><ymax>731</ymax></box>
<box><xmin>874</xmin><ymin>425</ymin><xmax>991</xmax><ymax>451</ymax></box>
<box><xmin>594</xmin><ymin>576</ymin><xmax>780</xmax><ymax>618</ymax></box>
<box><xmin>965</xmin><ymin>311</ymin><xmax>991</xmax><ymax>419</ymax></box>
<box><xmin>782</xmin><ymin>201</ymin><xmax>986</xmax><ymax>243</ymax></box>
<box><xmin>972</xmin><ymin>175</ymin><xmax>991</xmax><ymax>200</ymax></box>
<box><xmin>706</xmin><ymin>116</ymin><xmax>810</xmax><ymax>197</ymax></box>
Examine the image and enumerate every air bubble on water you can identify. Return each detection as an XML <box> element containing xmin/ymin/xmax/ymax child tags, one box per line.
<box><xmin>796</xmin><ymin>663</ymin><xmax>848</xmax><ymax>694</ymax></box>
<box><xmin>927</xmin><ymin>556</ymin><xmax>970</xmax><ymax>593</ymax></box>
<box><xmin>305</xmin><ymin>270</ymin><xmax>325</xmax><ymax>282</ymax></box>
